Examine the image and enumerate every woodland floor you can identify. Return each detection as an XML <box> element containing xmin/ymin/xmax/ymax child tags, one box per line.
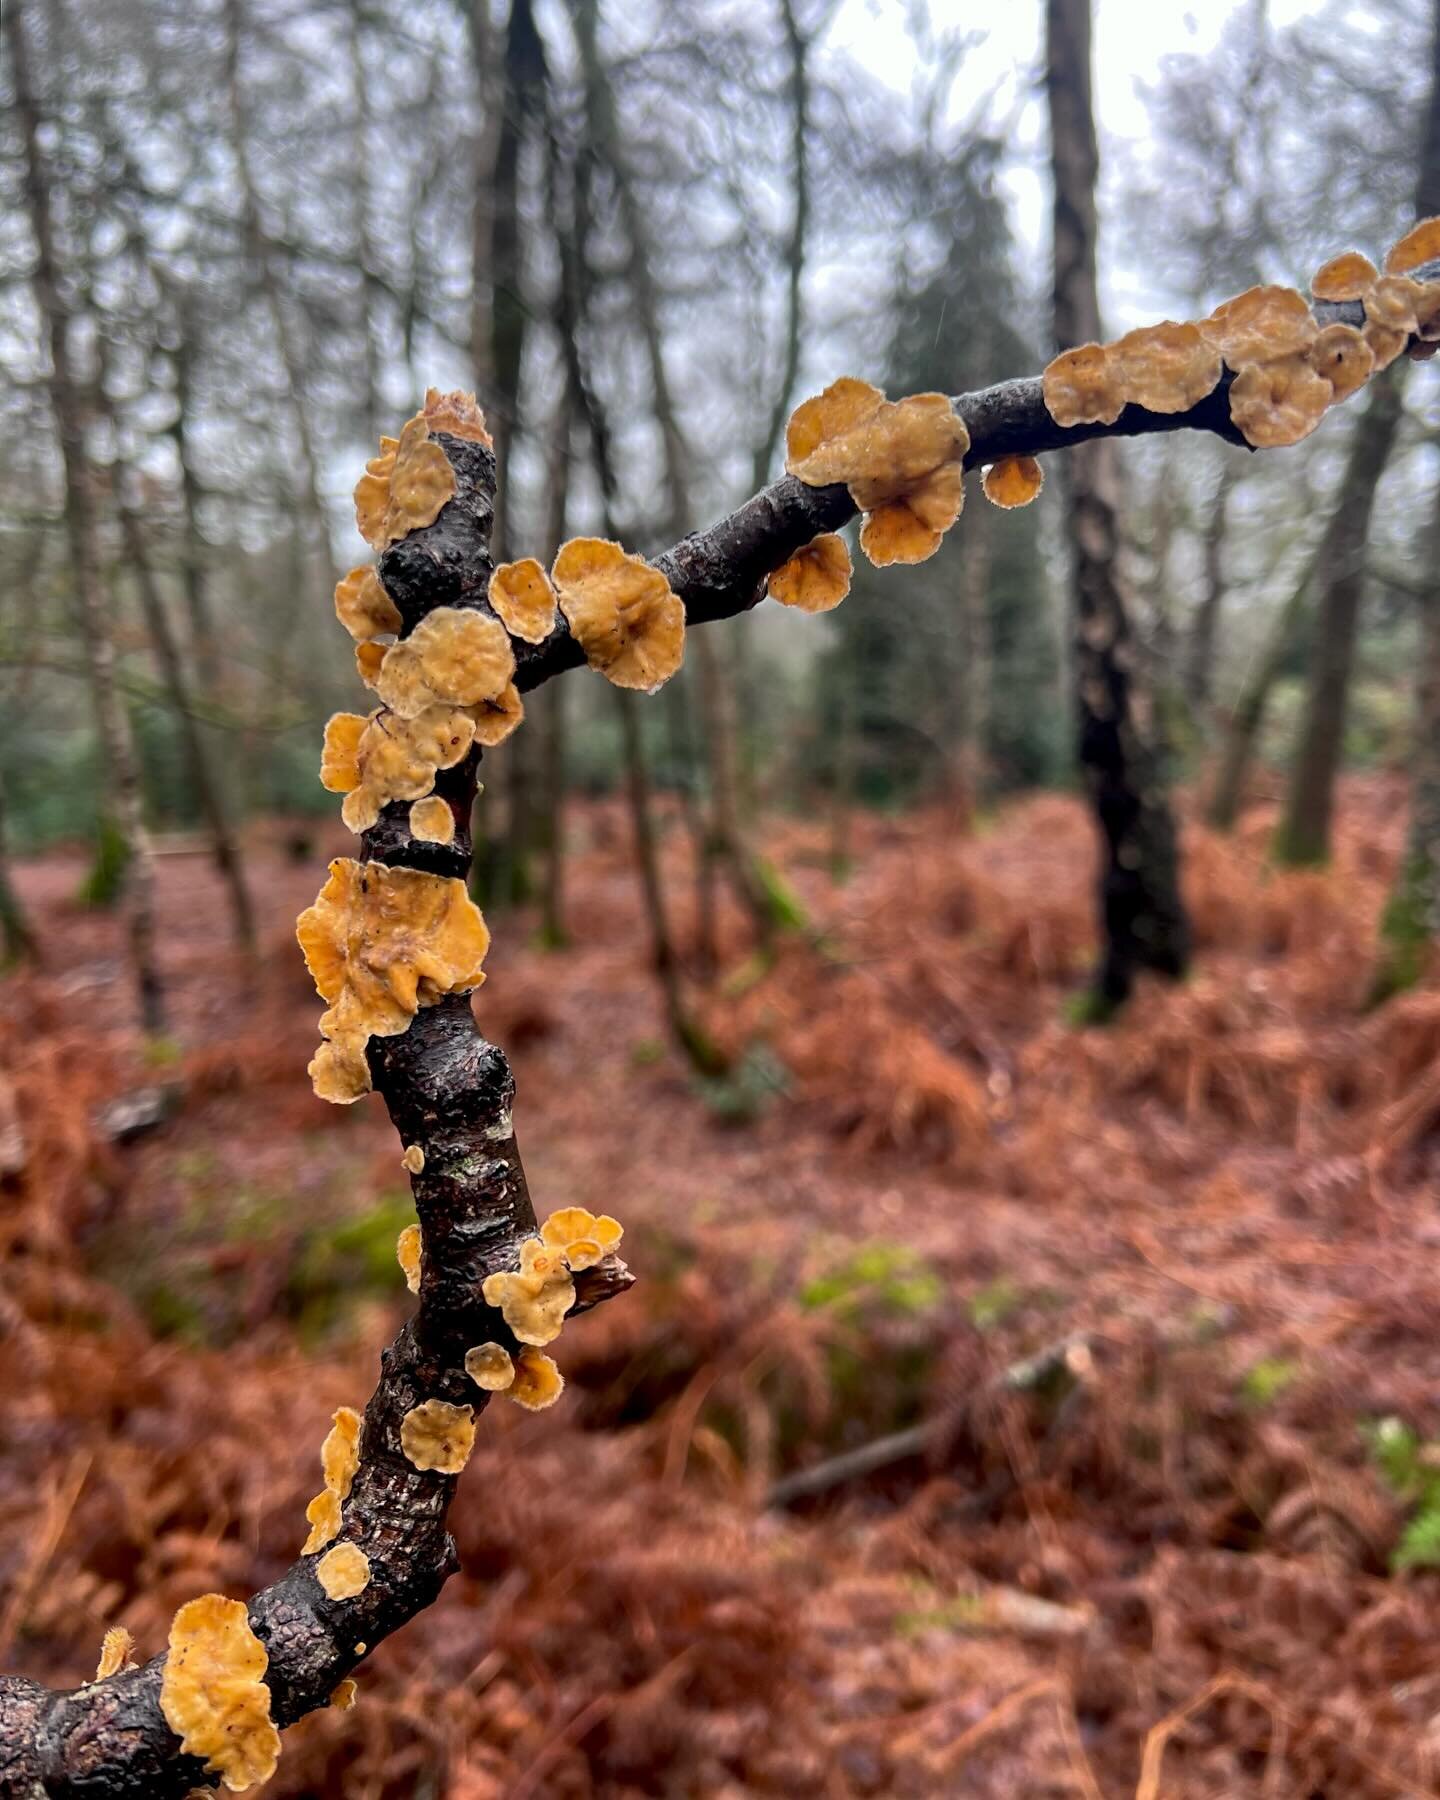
<box><xmin>5</xmin><ymin>775</ymin><xmax>1440</xmax><ymax>1797</ymax></box>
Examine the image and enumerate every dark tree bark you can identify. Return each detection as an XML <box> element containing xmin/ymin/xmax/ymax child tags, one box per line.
<box><xmin>7</xmin><ymin>0</ymin><xmax>166</xmax><ymax>1036</ymax></box>
<box><xmin>0</xmin><ymin>771</ymin><xmax>40</xmax><ymax>969</ymax></box>
<box><xmin>1046</xmin><ymin>0</ymin><xmax>1190</xmax><ymax>1012</ymax></box>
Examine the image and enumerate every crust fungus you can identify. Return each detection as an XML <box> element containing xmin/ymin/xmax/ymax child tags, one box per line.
<box><xmin>785</xmin><ymin>379</ymin><xmax>969</xmax><ymax>567</ymax></box>
<box><xmin>334</xmin><ymin>566</ymin><xmax>402</xmax><ymax>642</ymax></box>
<box><xmin>1385</xmin><ymin>216</ymin><xmax>1440</xmax><ymax>275</ymax></box>
<box><xmin>399</xmin><ymin>1398</ymin><xmax>476</xmax><ymax>1474</ymax></box>
<box><xmin>1228</xmin><ymin>354</ymin><xmax>1334</xmax><ymax>449</ymax></box>
<box><xmin>374</xmin><ymin>606</ymin><xmax>515</xmax><ymax>721</ymax></box>
<box><xmin>355</xmin><ymin>641</ymin><xmax>386</xmax><ymax>689</ymax></box>
<box><xmin>1041</xmin><ymin>344</ymin><xmax>1123</xmax><ymax>428</ymax></box>
<box><xmin>490</xmin><ymin>558</ymin><xmax>559</xmax><ymax>643</ymax></box>
<box><xmin>508</xmin><ymin>1349</ymin><xmax>565</xmax><ymax>1412</ymax></box>
<box><xmin>298</xmin><ymin>858</ymin><xmax>489</xmax><ymax>1102</ymax></box>
<box><xmin>401</xmin><ymin>1143</ymin><xmax>425</xmax><ymax>1174</ymax></box>
<box><xmin>95</xmin><ymin>1626</ymin><xmax>135</xmax><ymax>1681</ymax></box>
<box><xmin>354</xmin><ymin>411</ymin><xmax>457</xmax><ymax>552</ymax></box>
<box><xmin>1363</xmin><ymin>320</ymin><xmax>1410</xmax><ymax>372</ymax></box>
<box><xmin>322</xmin><ymin>1407</ymin><xmax>362</xmax><ymax>1496</ymax></box>
<box><xmin>339</xmin><ymin>706</ymin><xmax>477</xmax><ymax>834</ymax></box>
<box><xmin>396</xmin><ymin>1222</ymin><xmax>422</xmax><ymax>1294</ymax></box>
<box><xmin>330</xmin><ymin>1678</ymin><xmax>359</xmax><ymax>1711</ymax></box>
<box><xmin>540</xmin><ymin>1206</ymin><xmax>623</xmax><ymax>1272</ymax></box>
<box><xmin>320</xmin><ymin>713</ymin><xmax>367</xmax><ymax>795</ymax></box>
<box><xmin>1111</xmin><ymin>321</ymin><xmax>1222</xmax><ymax>414</ymax></box>
<box><xmin>464</xmin><ymin>1341</ymin><xmax>516</xmax><ymax>1391</ymax></box>
<box><xmin>768</xmin><ymin>532</ymin><xmax>852</xmax><ymax>613</ymax></box>
<box><xmin>481</xmin><ymin>1237</ymin><xmax>576</xmax><ymax>1346</ymax></box>
<box><xmin>422</xmin><ymin>386</ymin><xmax>493</xmax><ymax>446</ymax></box>
<box><xmin>159</xmin><ymin>1595</ymin><xmax>280</xmax><ymax>1792</ymax></box>
<box><xmin>409</xmin><ymin>795</ymin><xmax>455</xmax><ymax>845</ymax></box>
<box><xmin>469</xmin><ymin>681</ymin><xmax>525</xmax><ymax>746</ymax></box>
<box><xmin>1311</xmin><ymin>251</ymin><xmax>1379</xmax><ymax>302</ymax></box>
<box><xmin>551</xmin><ymin>538</ymin><xmax>686</xmax><ymax>691</ymax></box>
<box><xmin>316</xmin><ymin>1543</ymin><xmax>371</xmax><ymax>1602</ymax></box>
<box><xmin>1309</xmin><ymin>323</ymin><xmax>1374</xmax><ymax>401</ymax></box>
<box><xmin>302</xmin><ymin>1489</ymin><xmax>342</xmax><ymax>1556</ymax></box>
<box><xmin>1201</xmin><ymin>285</ymin><xmax>1317</xmax><ymax>366</ymax></box>
<box><xmin>981</xmin><ymin>456</ymin><xmax>1045</xmax><ymax>509</ymax></box>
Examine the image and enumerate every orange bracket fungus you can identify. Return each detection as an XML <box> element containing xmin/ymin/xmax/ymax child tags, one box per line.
<box><xmin>159</xmin><ymin>1595</ymin><xmax>280</xmax><ymax>1791</ymax></box>
<box><xmin>1040</xmin><ymin>344</ymin><xmax>1124</xmax><ymax>428</ymax></box>
<box><xmin>540</xmin><ymin>1205</ymin><xmax>623</xmax><ymax>1272</ymax></box>
<box><xmin>552</xmin><ymin>537</ymin><xmax>686</xmax><ymax>690</ymax></box>
<box><xmin>373</xmin><ymin>605</ymin><xmax>515</xmax><ymax>721</ymax></box>
<box><xmin>981</xmin><ymin>456</ymin><xmax>1045</xmax><ymax>509</ymax></box>
<box><xmin>784</xmin><ymin>377</ymin><xmax>969</xmax><ymax>567</ymax></box>
<box><xmin>401</xmin><ymin>1143</ymin><xmax>425</xmax><ymax>1175</ymax></box>
<box><xmin>1108</xmin><ymin>321</ymin><xmax>1221</xmax><ymax>415</ymax></box>
<box><xmin>768</xmin><ymin>532</ymin><xmax>852</xmax><ymax>612</ymax></box>
<box><xmin>1311</xmin><ymin>250</ymin><xmax>1380</xmax><ymax>302</ymax></box>
<box><xmin>465</xmin><ymin>1342</ymin><xmax>516</xmax><ymax>1391</ymax></box>
<box><xmin>302</xmin><ymin>1404</ymin><xmax>362</xmax><ymax>1554</ymax></box>
<box><xmin>489</xmin><ymin>557</ymin><xmax>559</xmax><ymax>642</ymax></box>
<box><xmin>1385</xmin><ymin>215</ymin><xmax>1440</xmax><ymax>274</ymax></box>
<box><xmin>509</xmin><ymin>1349</ymin><xmax>565</xmax><ymax>1411</ymax></box>
<box><xmin>330</xmin><ymin>1677</ymin><xmax>359</xmax><ymax>1711</ymax></box>
<box><xmin>408</xmin><ymin>795</ymin><xmax>455</xmax><ymax>846</ymax></box>
<box><xmin>396</xmin><ymin>1222</ymin><xmax>421</xmax><ymax>1294</ymax></box>
<box><xmin>338</xmin><ymin>705</ymin><xmax>477</xmax><ymax>835</ymax></box>
<box><xmin>94</xmin><ymin>1627</ymin><xmax>135</xmax><ymax>1682</ymax></box>
<box><xmin>316</xmin><ymin>1544</ymin><xmax>371</xmax><ymax>1603</ymax></box>
<box><xmin>334</xmin><ymin>565</ymin><xmax>402</xmax><ymax>641</ymax></box>
<box><xmin>399</xmin><ymin>1399</ymin><xmax>477</xmax><ymax>1474</ymax></box>
<box><xmin>481</xmin><ymin>1236</ymin><xmax>576</xmax><ymax>1345</ymax></box>
<box><xmin>354</xmin><ymin>411</ymin><xmax>457</xmax><ymax>551</ymax></box>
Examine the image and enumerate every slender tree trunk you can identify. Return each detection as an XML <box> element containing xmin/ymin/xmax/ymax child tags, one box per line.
<box><xmin>1046</xmin><ymin>0</ymin><xmax>1190</xmax><ymax>1013</ymax></box>
<box><xmin>114</xmin><ymin>469</ymin><xmax>257</xmax><ymax>952</ymax></box>
<box><xmin>1183</xmin><ymin>460</ymin><xmax>1238</xmax><ymax>712</ymax></box>
<box><xmin>536</xmin><ymin>376</ymin><xmax>574</xmax><ymax>949</ymax></box>
<box><xmin>750</xmin><ymin>0</ymin><xmax>809</xmax><ymax>492</ymax></box>
<box><xmin>1206</xmin><ymin>562</ymin><xmax>1314</xmax><ymax>831</ymax></box>
<box><xmin>7</xmin><ymin>0</ymin><xmax>165</xmax><ymax>1034</ymax></box>
<box><xmin>349</xmin><ymin>11</ymin><xmax>383</xmax><ymax>444</ymax></box>
<box><xmin>1273</xmin><ymin>372</ymin><xmax>1404</xmax><ymax>865</ymax></box>
<box><xmin>0</xmin><ymin>772</ymin><xmax>40</xmax><ymax>969</ymax></box>
<box><xmin>955</xmin><ymin>502</ymin><xmax>993</xmax><ymax>820</ymax></box>
<box><xmin>168</xmin><ymin>316</ymin><xmax>220</xmax><ymax>695</ymax></box>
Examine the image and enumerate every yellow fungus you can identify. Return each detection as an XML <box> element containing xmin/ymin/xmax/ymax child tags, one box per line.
<box><xmin>409</xmin><ymin>795</ymin><xmax>455</xmax><ymax>845</ymax></box>
<box><xmin>464</xmin><ymin>1341</ymin><xmax>516</xmax><ymax>1391</ymax></box>
<box><xmin>399</xmin><ymin>1398</ymin><xmax>476</xmax><ymax>1474</ymax></box>
<box><xmin>1041</xmin><ymin>344</ymin><xmax>1124</xmax><ymax>428</ymax></box>
<box><xmin>469</xmin><ymin>681</ymin><xmax>525</xmax><ymax>746</ymax></box>
<box><xmin>490</xmin><ymin>558</ymin><xmax>559</xmax><ymax>643</ymax></box>
<box><xmin>316</xmin><ymin>1543</ymin><xmax>371</xmax><ymax>1602</ymax></box>
<box><xmin>310</xmin><ymin>1032</ymin><xmax>371</xmax><ymax>1105</ymax></box>
<box><xmin>552</xmin><ymin>538</ymin><xmax>686</xmax><ymax>691</ymax></box>
<box><xmin>322</xmin><ymin>1407</ymin><xmax>362</xmax><ymax>1499</ymax></box>
<box><xmin>1311</xmin><ymin>251</ymin><xmax>1379</xmax><ymax>302</ymax></box>
<box><xmin>334</xmin><ymin>566</ymin><xmax>402</xmax><ymax>641</ymax></box>
<box><xmin>1309</xmin><ymin>323</ymin><xmax>1374</xmax><ymax>401</ymax></box>
<box><xmin>1363</xmin><ymin>319</ymin><xmax>1410</xmax><ymax>371</ymax></box>
<box><xmin>401</xmin><ymin>1143</ymin><xmax>425</xmax><ymax>1175</ymax></box>
<box><xmin>540</xmin><ymin>1207</ymin><xmax>623</xmax><ymax>1272</ymax></box>
<box><xmin>768</xmin><ymin>533</ymin><xmax>852</xmax><ymax>613</ymax></box>
<box><xmin>1109</xmin><ymin>320</ymin><xmax>1222</xmax><ymax>414</ymax></box>
<box><xmin>299</xmin><ymin>858</ymin><xmax>489</xmax><ymax>1102</ymax></box>
<box><xmin>330</xmin><ymin>1677</ymin><xmax>359</xmax><ymax>1711</ymax></box>
<box><xmin>981</xmin><ymin>456</ymin><xmax>1045</xmax><ymax>509</ymax></box>
<box><xmin>1386</xmin><ymin>216</ymin><xmax>1440</xmax><ymax>274</ymax></box>
<box><xmin>355</xmin><ymin>640</ymin><xmax>386</xmax><ymax>689</ymax></box>
<box><xmin>95</xmin><ymin>1626</ymin><xmax>135</xmax><ymax>1681</ymax></box>
<box><xmin>858</xmin><ymin>464</ymin><xmax>965</xmax><ymax>568</ymax></box>
<box><xmin>422</xmin><ymin>386</ymin><xmax>493</xmax><ymax>446</ymax></box>
<box><xmin>374</xmin><ymin>607</ymin><xmax>515</xmax><ymax>721</ymax></box>
<box><xmin>1200</xmin><ymin>285</ymin><xmax>1316</xmax><ymax>366</ymax></box>
<box><xmin>482</xmin><ymin>1237</ymin><xmax>576</xmax><ymax>1346</ymax></box>
<box><xmin>340</xmin><ymin>706</ymin><xmax>477</xmax><ymax>835</ymax></box>
<box><xmin>160</xmin><ymin>1595</ymin><xmax>280</xmax><ymax>1792</ymax></box>
<box><xmin>508</xmin><ymin>1349</ymin><xmax>565</xmax><ymax>1412</ymax></box>
<box><xmin>1228</xmin><ymin>353</ymin><xmax>1333</xmax><ymax>449</ymax></box>
<box><xmin>354</xmin><ymin>412</ymin><xmax>457</xmax><ymax>551</ymax></box>
<box><xmin>397</xmin><ymin>1223</ymin><xmax>422</xmax><ymax>1294</ymax></box>
<box><xmin>320</xmin><ymin>713</ymin><xmax>368</xmax><ymax>795</ymax></box>
<box><xmin>302</xmin><ymin>1489</ymin><xmax>342</xmax><ymax>1556</ymax></box>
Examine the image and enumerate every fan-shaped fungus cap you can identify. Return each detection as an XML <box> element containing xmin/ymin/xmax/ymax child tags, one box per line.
<box><xmin>95</xmin><ymin>1626</ymin><xmax>135</xmax><ymax>1681</ymax></box>
<box><xmin>298</xmin><ymin>859</ymin><xmax>490</xmax><ymax>1101</ymax></box>
<box><xmin>316</xmin><ymin>1542</ymin><xmax>371</xmax><ymax>1602</ymax></box>
<box><xmin>422</xmin><ymin>386</ymin><xmax>493</xmax><ymax>446</ymax></box>
<box><xmin>321</xmin><ymin>1406</ymin><xmax>362</xmax><ymax>1499</ymax></box>
<box><xmin>399</xmin><ymin>1398</ymin><xmax>476</xmax><ymax>1473</ymax></box>
<box><xmin>340</xmin><ymin>707</ymin><xmax>477</xmax><ymax>834</ymax></box>
<box><xmin>355</xmin><ymin>641</ymin><xmax>386</xmax><ymax>689</ymax></box>
<box><xmin>509</xmin><ymin>1349</ymin><xmax>565</xmax><ymax>1411</ymax></box>
<box><xmin>1366</xmin><ymin>274</ymin><xmax>1423</xmax><ymax>334</ymax></box>
<box><xmin>981</xmin><ymin>456</ymin><xmax>1045</xmax><ymax>509</ymax></box>
<box><xmin>330</xmin><ymin>1678</ymin><xmax>359</xmax><ymax>1711</ymax></box>
<box><xmin>396</xmin><ymin>1222</ymin><xmax>422</xmax><ymax>1293</ymax></box>
<box><xmin>552</xmin><ymin>539</ymin><xmax>686</xmax><ymax>691</ymax></box>
<box><xmin>401</xmin><ymin>1143</ymin><xmax>425</xmax><ymax>1174</ymax></box>
<box><xmin>160</xmin><ymin>1595</ymin><xmax>280</xmax><ymax>1792</ymax></box>
<box><xmin>310</xmin><ymin>1031</ymin><xmax>371</xmax><ymax>1105</ymax></box>
<box><xmin>465</xmin><ymin>1341</ymin><xmax>516</xmax><ymax>1391</ymax></box>
<box><xmin>1363</xmin><ymin>320</ymin><xmax>1410</xmax><ymax>372</ymax></box>
<box><xmin>784</xmin><ymin>376</ymin><xmax>884</xmax><ymax>473</ymax></box>
<box><xmin>1201</xmin><ymin>285</ymin><xmax>1317</xmax><ymax>366</ymax></box>
<box><xmin>334</xmin><ymin>567</ymin><xmax>402</xmax><ymax>642</ymax></box>
<box><xmin>1311</xmin><ymin>251</ymin><xmax>1380</xmax><ymax>302</ymax></box>
<box><xmin>354</xmin><ymin>412</ymin><xmax>457</xmax><ymax>551</ymax></box>
<box><xmin>1228</xmin><ymin>354</ymin><xmax>1333</xmax><ymax>448</ymax></box>
<box><xmin>540</xmin><ymin>1206</ymin><xmax>623</xmax><ymax>1272</ymax></box>
<box><xmin>302</xmin><ymin>1488</ymin><xmax>342</xmax><ymax>1555</ymax></box>
<box><xmin>469</xmin><ymin>681</ymin><xmax>525</xmax><ymax>746</ymax></box>
<box><xmin>858</xmin><ymin>464</ymin><xmax>964</xmax><ymax>568</ymax></box>
<box><xmin>1110</xmin><ymin>321</ymin><xmax>1222</xmax><ymax>414</ymax></box>
<box><xmin>409</xmin><ymin>796</ymin><xmax>455</xmax><ymax>845</ymax></box>
<box><xmin>1386</xmin><ymin>216</ymin><xmax>1440</xmax><ymax>274</ymax></box>
<box><xmin>1041</xmin><ymin>344</ymin><xmax>1124</xmax><ymax>428</ymax></box>
<box><xmin>320</xmin><ymin>713</ymin><xmax>367</xmax><ymax>795</ymax></box>
<box><xmin>1309</xmin><ymin>323</ymin><xmax>1375</xmax><ymax>401</ymax></box>
<box><xmin>490</xmin><ymin>559</ymin><xmax>559</xmax><ymax>643</ymax></box>
<box><xmin>768</xmin><ymin>533</ymin><xmax>852</xmax><ymax>613</ymax></box>
<box><xmin>481</xmin><ymin>1237</ymin><xmax>576</xmax><ymax>1345</ymax></box>
<box><xmin>375</xmin><ymin>607</ymin><xmax>515</xmax><ymax>720</ymax></box>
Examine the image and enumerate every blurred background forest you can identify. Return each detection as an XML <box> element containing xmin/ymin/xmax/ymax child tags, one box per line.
<box><xmin>10</xmin><ymin>0</ymin><xmax>1440</xmax><ymax>1793</ymax></box>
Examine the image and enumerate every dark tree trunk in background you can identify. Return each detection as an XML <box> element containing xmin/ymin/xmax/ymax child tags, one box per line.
<box><xmin>1183</xmin><ymin>460</ymin><xmax>1238</xmax><ymax>714</ymax></box>
<box><xmin>7</xmin><ymin>0</ymin><xmax>165</xmax><ymax>1034</ymax></box>
<box><xmin>1273</xmin><ymin>372</ymin><xmax>1404</xmax><ymax>865</ymax></box>
<box><xmin>954</xmin><ymin>502</ymin><xmax>993</xmax><ymax>821</ymax></box>
<box><xmin>1046</xmin><ymin>0</ymin><xmax>1190</xmax><ymax>1013</ymax></box>
<box><xmin>0</xmin><ymin>773</ymin><xmax>39</xmax><ymax>969</ymax></box>
<box><xmin>1375</xmin><ymin>0</ymin><xmax>1440</xmax><ymax>987</ymax></box>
